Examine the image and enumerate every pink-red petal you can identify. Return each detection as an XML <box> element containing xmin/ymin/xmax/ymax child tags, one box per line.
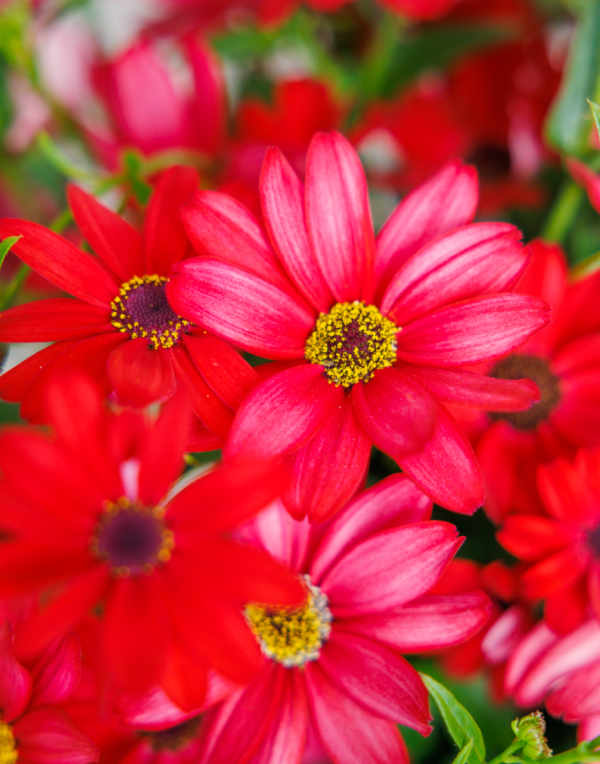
<box><xmin>108</xmin><ymin>339</ymin><xmax>176</xmax><ymax>408</ymax></box>
<box><xmin>0</xmin><ymin>299</ymin><xmax>111</xmax><ymax>343</ymax></box>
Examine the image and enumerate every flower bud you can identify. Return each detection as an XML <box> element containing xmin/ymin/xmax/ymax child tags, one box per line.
<box><xmin>511</xmin><ymin>711</ymin><xmax>552</xmax><ymax>759</ymax></box>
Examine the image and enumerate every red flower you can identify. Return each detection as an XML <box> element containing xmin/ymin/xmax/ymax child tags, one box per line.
<box><xmin>0</xmin><ymin>166</ymin><xmax>258</xmax><ymax>445</ymax></box>
<box><xmin>0</xmin><ymin>620</ymin><xmax>99</xmax><ymax>764</ymax></box>
<box><xmin>497</xmin><ymin>447</ymin><xmax>600</xmax><ymax>635</ymax></box>
<box><xmin>183</xmin><ymin>475</ymin><xmax>490</xmax><ymax>764</ymax></box>
<box><xmin>505</xmin><ymin>617</ymin><xmax>600</xmax><ymax>743</ymax></box>
<box><xmin>430</xmin><ymin>559</ymin><xmax>533</xmax><ymax>700</ymax></box>
<box><xmin>0</xmin><ymin>372</ymin><xmax>304</xmax><ymax>707</ymax></box>
<box><xmin>88</xmin><ymin>36</ymin><xmax>226</xmax><ymax>171</ymax></box>
<box><xmin>168</xmin><ymin>131</ymin><xmax>550</xmax><ymax>520</ymax></box>
<box><xmin>464</xmin><ymin>240</ymin><xmax>600</xmax><ymax>522</ymax></box>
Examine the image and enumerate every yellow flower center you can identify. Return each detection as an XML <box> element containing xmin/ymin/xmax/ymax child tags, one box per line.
<box><xmin>110</xmin><ymin>275</ymin><xmax>190</xmax><ymax>350</ymax></box>
<box><xmin>245</xmin><ymin>576</ymin><xmax>332</xmax><ymax>667</ymax></box>
<box><xmin>0</xmin><ymin>722</ymin><xmax>17</xmax><ymax>764</ymax></box>
<box><xmin>90</xmin><ymin>497</ymin><xmax>175</xmax><ymax>577</ymax></box>
<box><xmin>305</xmin><ymin>301</ymin><xmax>399</xmax><ymax>387</ymax></box>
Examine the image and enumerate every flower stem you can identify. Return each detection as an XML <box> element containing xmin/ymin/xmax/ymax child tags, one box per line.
<box><xmin>540</xmin><ymin>180</ymin><xmax>584</xmax><ymax>244</ymax></box>
<box><xmin>487</xmin><ymin>740</ymin><xmax>524</xmax><ymax>764</ymax></box>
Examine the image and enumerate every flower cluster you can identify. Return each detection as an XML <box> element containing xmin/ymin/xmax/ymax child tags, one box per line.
<box><xmin>2</xmin><ymin>0</ymin><xmax>600</xmax><ymax>761</ymax></box>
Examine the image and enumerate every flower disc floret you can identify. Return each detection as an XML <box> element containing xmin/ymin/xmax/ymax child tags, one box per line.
<box><xmin>490</xmin><ymin>353</ymin><xmax>561</xmax><ymax>430</ymax></box>
<box><xmin>0</xmin><ymin>723</ymin><xmax>17</xmax><ymax>764</ymax></box>
<box><xmin>305</xmin><ymin>301</ymin><xmax>399</xmax><ymax>387</ymax></box>
<box><xmin>90</xmin><ymin>497</ymin><xmax>175</xmax><ymax>576</ymax></box>
<box><xmin>245</xmin><ymin>576</ymin><xmax>332</xmax><ymax>667</ymax></box>
<box><xmin>111</xmin><ymin>275</ymin><xmax>190</xmax><ymax>350</ymax></box>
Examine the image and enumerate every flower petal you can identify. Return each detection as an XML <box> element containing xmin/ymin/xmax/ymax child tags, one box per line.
<box><xmin>0</xmin><ymin>299</ymin><xmax>111</xmax><ymax>342</ymax></box>
<box><xmin>0</xmin><ymin>620</ymin><xmax>32</xmax><ymax>722</ymax></box>
<box><xmin>497</xmin><ymin>515</ymin><xmax>575</xmax><ymax>561</ymax></box>
<box><xmin>182</xmin><ymin>190</ymin><xmax>289</xmax><ymax>287</ymax></box>
<box><xmin>398</xmin><ymin>404</ymin><xmax>484</xmax><ymax>514</ymax></box>
<box><xmin>305</xmin><ymin>131</ymin><xmax>375</xmax><ymax>302</ymax></box>
<box><xmin>339</xmin><ymin>592</ymin><xmax>490</xmax><ymax>653</ymax></box>
<box><xmin>143</xmin><ymin>166</ymin><xmax>199</xmax><ymax>274</ymax></box>
<box><xmin>397</xmin><ymin>363</ymin><xmax>540</xmax><ymax>411</ymax></box>
<box><xmin>352</xmin><ymin>367</ymin><xmax>437</xmax><ymax>460</ymax></box>
<box><xmin>14</xmin><ymin>707</ymin><xmax>99</xmax><ymax>764</ymax></box>
<box><xmin>182</xmin><ymin>330</ymin><xmax>259</xmax><ymax>410</ymax></box>
<box><xmin>104</xmin><ymin>575</ymin><xmax>168</xmax><ymax>692</ymax></box>
<box><xmin>108</xmin><ymin>339</ymin><xmax>176</xmax><ymax>408</ymax></box>
<box><xmin>29</xmin><ymin>632</ymin><xmax>81</xmax><ymax>707</ymax></box>
<box><xmin>305</xmin><ymin>662</ymin><xmax>409</xmax><ymax>764</ymax></box>
<box><xmin>321</xmin><ymin>521</ymin><xmax>461</xmax><ymax>616</ymax></box>
<box><xmin>284</xmin><ymin>393</ymin><xmax>371</xmax><ymax>523</ymax></box>
<box><xmin>396</xmin><ymin>294</ymin><xmax>552</xmax><ymax>367</ymax></box>
<box><xmin>67</xmin><ymin>184</ymin><xmax>144</xmax><ymax>281</ymax></box>
<box><xmin>0</xmin><ymin>341</ymin><xmax>80</xmax><ymax>404</ymax></box>
<box><xmin>15</xmin><ymin>566</ymin><xmax>110</xmax><ymax>658</ymax></box>
<box><xmin>382</xmin><ymin>223</ymin><xmax>526</xmax><ymax>326</ymax></box>
<box><xmin>138</xmin><ymin>389</ymin><xmax>193</xmax><ymax>505</ymax></box>
<box><xmin>171</xmin><ymin>344</ymin><xmax>234</xmax><ymax>441</ymax></box>
<box><xmin>375</xmin><ymin>160</ymin><xmax>478</xmax><ymax>296</ymax></box>
<box><xmin>168</xmin><ymin>259</ymin><xmax>315</xmax><ymax>359</ymax></box>
<box><xmin>311</xmin><ymin>474</ymin><xmax>432</xmax><ymax>584</ymax></box>
<box><xmin>0</xmin><ymin>219</ymin><xmax>118</xmax><ymax>307</ymax></box>
<box><xmin>260</xmin><ymin>146</ymin><xmax>332</xmax><ymax>311</ymax></box>
<box><xmin>226</xmin><ymin>365</ymin><xmax>341</xmax><ymax>460</ymax></box>
<box><xmin>320</xmin><ymin>631</ymin><xmax>431</xmax><ymax>733</ymax></box>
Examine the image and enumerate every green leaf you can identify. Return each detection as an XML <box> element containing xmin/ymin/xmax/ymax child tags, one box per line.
<box><xmin>546</xmin><ymin>1</ymin><xmax>600</xmax><ymax>154</ymax></box>
<box><xmin>376</xmin><ymin>24</ymin><xmax>512</xmax><ymax>98</ymax></box>
<box><xmin>420</xmin><ymin>673</ymin><xmax>485</xmax><ymax>764</ymax></box>
<box><xmin>450</xmin><ymin>740</ymin><xmax>474</xmax><ymax>764</ymax></box>
<box><xmin>0</xmin><ymin>235</ymin><xmax>21</xmax><ymax>270</ymax></box>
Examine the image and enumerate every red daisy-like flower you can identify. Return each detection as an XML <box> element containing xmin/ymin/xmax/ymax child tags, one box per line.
<box><xmin>459</xmin><ymin>239</ymin><xmax>600</xmax><ymax>522</ymax></box>
<box><xmin>0</xmin><ymin>620</ymin><xmax>99</xmax><ymax>764</ymax></box>
<box><xmin>167</xmin><ymin>131</ymin><xmax>550</xmax><ymax>520</ymax></box>
<box><xmin>0</xmin><ymin>166</ymin><xmax>258</xmax><ymax>447</ymax></box>
<box><xmin>181</xmin><ymin>475</ymin><xmax>489</xmax><ymax>764</ymax></box>
<box><xmin>0</xmin><ymin>372</ymin><xmax>305</xmax><ymax>709</ymax></box>
<box><xmin>497</xmin><ymin>447</ymin><xmax>600</xmax><ymax>635</ymax></box>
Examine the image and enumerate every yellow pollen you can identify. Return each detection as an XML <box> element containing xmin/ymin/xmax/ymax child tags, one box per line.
<box><xmin>90</xmin><ymin>497</ymin><xmax>175</xmax><ymax>577</ymax></box>
<box><xmin>245</xmin><ymin>576</ymin><xmax>332</xmax><ymax>667</ymax></box>
<box><xmin>305</xmin><ymin>301</ymin><xmax>399</xmax><ymax>387</ymax></box>
<box><xmin>110</xmin><ymin>274</ymin><xmax>190</xmax><ymax>350</ymax></box>
<box><xmin>0</xmin><ymin>722</ymin><xmax>17</xmax><ymax>764</ymax></box>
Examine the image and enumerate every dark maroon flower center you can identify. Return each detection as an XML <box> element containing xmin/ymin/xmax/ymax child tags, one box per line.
<box><xmin>588</xmin><ymin>526</ymin><xmax>600</xmax><ymax>557</ymax></box>
<box><xmin>489</xmin><ymin>354</ymin><xmax>561</xmax><ymax>431</ymax></box>
<box><xmin>141</xmin><ymin>717</ymin><xmax>201</xmax><ymax>752</ymax></box>
<box><xmin>90</xmin><ymin>498</ymin><xmax>174</xmax><ymax>575</ymax></box>
<box><xmin>110</xmin><ymin>275</ymin><xmax>189</xmax><ymax>349</ymax></box>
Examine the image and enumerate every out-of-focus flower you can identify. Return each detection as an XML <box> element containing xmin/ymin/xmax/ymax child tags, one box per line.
<box><xmin>87</xmin><ymin>35</ymin><xmax>226</xmax><ymax>170</ymax></box>
<box><xmin>497</xmin><ymin>447</ymin><xmax>600</xmax><ymax>634</ymax></box>
<box><xmin>352</xmin><ymin>28</ymin><xmax>560</xmax><ymax>213</ymax></box>
<box><xmin>430</xmin><ymin>559</ymin><xmax>533</xmax><ymax>700</ymax></box>
<box><xmin>0</xmin><ymin>620</ymin><xmax>99</xmax><ymax>764</ymax></box>
<box><xmin>0</xmin><ymin>371</ymin><xmax>305</xmax><ymax>706</ymax></box>
<box><xmin>222</xmin><ymin>78</ymin><xmax>343</xmax><ymax>216</ymax></box>
<box><xmin>168</xmin><ymin>131</ymin><xmax>550</xmax><ymax>520</ymax></box>
<box><xmin>184</xmin><ymin>475</ymin><xmax>490</xmax><ymax>764</ymax></box>
<box><xmin>505</xmin><ymin>617</ymin><xmax>600</xmax><ymax>744</ymax></box>
<box><xmin>462</xmin><ymin>240</ymin><xmax>600</xmax><ymax>523</ymax></box>
<box><xmin>0</xmin><ymin>166</ymin><xmax>258</xmax><ymax>446</ymax></box>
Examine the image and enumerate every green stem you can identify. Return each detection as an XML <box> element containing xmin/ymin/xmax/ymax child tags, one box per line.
<box><xmin>487</xmin><ymin>740</ymin><xmax>524</xmax><ymax>764</ymax></box>
<box><xmin>540</xmin><ymin>180</ymin><xmax>584</xmax><ymax>244</ymax></box>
